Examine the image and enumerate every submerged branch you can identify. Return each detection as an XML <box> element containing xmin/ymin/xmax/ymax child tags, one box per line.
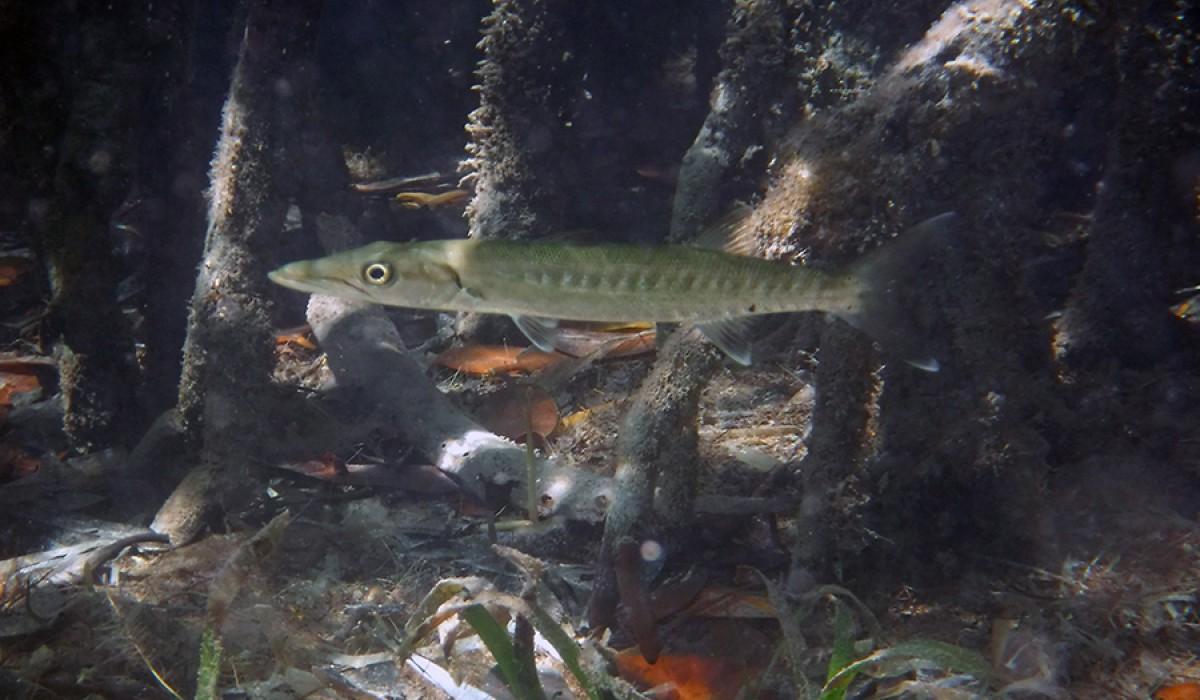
<box><xmin>588</xmin><ymin>331</ymin><xmax>719</xmax><ymax>630</ymax></box>
<box><xmin>669</xmin><ymin>0</ymin><xmax>785</xmax><ymax>242</ymax></box>
<box><xmin>153</xmin><ymin>0</ymin><xmax>322</xmax><ymax>545</ymax></box>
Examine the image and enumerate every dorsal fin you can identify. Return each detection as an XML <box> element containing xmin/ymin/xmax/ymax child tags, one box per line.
<box><xmin>692</xmin><ymin>204</ymin><xmax>758</xmax><ymax>257</ymax></box>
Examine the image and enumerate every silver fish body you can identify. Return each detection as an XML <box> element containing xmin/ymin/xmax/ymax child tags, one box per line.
<box><xmin>270</xmin><ymin>214</ymin><xmax>955</xmax><ymax>369</ymax></box>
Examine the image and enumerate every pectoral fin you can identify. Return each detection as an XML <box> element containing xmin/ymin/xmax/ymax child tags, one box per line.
<box><xmin>512</xmin><ymin>314</ymin><xmax>561</xmax><ymax>352</ymax></box>
<box><xmin>696</xmin><ymin>317</ymin><xmax>755</xmax><ymax>366</ymax></box>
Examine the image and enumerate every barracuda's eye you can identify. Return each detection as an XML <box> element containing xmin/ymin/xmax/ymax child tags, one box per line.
<box><xmin>363</xmin><ymin>262</ymin><xmax>393</xmax><ymax>285</ymax></box>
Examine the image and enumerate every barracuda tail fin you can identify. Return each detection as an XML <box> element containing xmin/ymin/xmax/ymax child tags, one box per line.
<box><xmin>840</xmin><ymin>212</ymin><xmax>960</xmax><ymax>372</ymax></box>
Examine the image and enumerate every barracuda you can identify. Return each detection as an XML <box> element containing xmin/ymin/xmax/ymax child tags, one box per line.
<box><xmin>269</xmin><ymin>213</ymin><xmax>956</xmax><ymax>369</ymax></box>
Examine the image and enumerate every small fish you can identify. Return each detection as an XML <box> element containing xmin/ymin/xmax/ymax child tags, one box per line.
<box><xmin>270</xmin><ymin>214</ymin><xmax>957</xmax><ymax>369</ymax></box>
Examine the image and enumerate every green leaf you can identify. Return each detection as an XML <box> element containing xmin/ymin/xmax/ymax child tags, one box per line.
<box><xmin>819</xmin><ymin>602</ymin><xmax>858</xmax><ymax>700</ymax></box>
<box><xmin>526</xmin><ymin>604</ymin><xmax>603</xmax><ymax>700</ymax></box>
<box><xmin>195</xmin><ymin>625</ymin><xmax>222</xmax><ymax>700</ymax></box>
<box><xmin>462</xmin><ymin>604</ymin><xmax>547</xmax><ymax>700</ymax></box>
<box><xmin>823</xmin><ymin>638</ymin><xmax>993</xmax><ymax>694</ymax></box>
<box><xmin>757</xmin><ymin>572</ymin><xmax>813</xmax><ymax>696</ymax></box>
<box><xmin>394</xmin><ymin>577</ymin><xmax>489</xmax><ymax>663</ymax></box>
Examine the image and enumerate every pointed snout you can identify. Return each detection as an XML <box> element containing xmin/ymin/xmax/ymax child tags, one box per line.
<box><xmin>267</xmin><ymin>260</ymin><xmax>315</xmax><ymax>292</ymax></box>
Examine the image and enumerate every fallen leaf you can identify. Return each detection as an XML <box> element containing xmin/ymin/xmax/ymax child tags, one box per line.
<box><xmin>458</xmin><ymin>497</ymin><xmax>496</xmax><ymax>519</ymax></box>
<box><xmin>278</xmin><ymin>452</ymin><xmax>346</xmax><ymax>480</ymax></box>
<box><xmin>0</xmin><ymin>256</ymin><xmax>32</xmax><ymax>287</ymax></box>
<box><xmin>275</xmin><ymin>457</ymin><xmax>458</xmax><ymax>494</ymax></box>
<box><xmin>0</xmin><ymin>444</ymin><xmax>41</xmax><ymax>481</ymax></box>
<box><xmin>551</xmin><ymin>327</ymin><xmax>656</xmax><ymax>359</ymax></box>
<box><xmin>558</xmin><ymin>400</ymin><xmax>619</xmax><ymax>432</ymax></box>
<box><xmin>616</xmin><ymin>538</ymin><xmax>662</xmax><ymax>662</ymax></box>
<box><xmin>350</xmin><ymin>172</ymin><xmax>449</xmax><ymax>193</ymax></box>
<box><xmin>0</xmin><ymin>354</ymin><xmax>56</xmax><ymax>370</ymax></box>
<box><xmin>0</xmin><ymin>369</ymin><xmax>41</xmax><ymax>406</ymax></box>
<box><xmin>615</xmin><ymin>651</ymin><xmax>749</xmax><ymax>700</ymax></box>
<box><xmin>393</xmin><ymin>189</ymin><xmax>470</xmax><ymax>209</ymax></box>
<box><xmin>275</xmin><ymin>325</ymin><xmax>317</xmax><ymax>350</ymax></box>
<box><xmin>1171</xmin><ymin>295</ymin><xmax>1200</xmax><ymax>323</ymax></box>
<box><xmin>475</xmin><ymin>385</ymin><xmax>558</xmax><ymax>440</ymax></box>
<box><xmin>435</xmin><ymin>345</ymin><xmax>565</xmax><ymax>376</ymax></box>
<box><xmin>1157</xmin><ymin>683</ymin><xmax>1200</xmax><ymax>700</ymax></box>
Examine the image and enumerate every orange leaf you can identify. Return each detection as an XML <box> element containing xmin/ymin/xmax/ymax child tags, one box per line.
<box><xmin>559</xmin><ymin>400</ymin><xmax>619</xmax><ymax>431</ymax></box>
<box><xmin>278</xmin><ymin>452</ymin><xmax>346</xmax><ymax>480</ymax></box>
<box><xmin>615</xmin><ymin>651</ymin><xmax>748</xmax><ymax>700</ymax></box>
<box><xmin>0</xmin><ymin>369</ymin><xmax>41</xmax><ymax>406</ymax></box>
<box><xmin>0</xmin><ymin>256</ymin><xmax>32</xmax><ymax>287</ymax></box>
<box><xmin>550</xmin><ymin>327</ymin><xmax>655</xmax><ymax>360</ymax></box>
<box><xmin>393</xmin><ymin>189</ymin><xmax>470</xmax><ymax>209</ymax></box>
<box><xmin>1172</xmin><ymin>296</ymin><xmax>1199</xmax><ymax>323</ymax></box>
<box><xmin>604</xmin><ymin>330</ymin><xmax>656</xmax><ymax>358</ymax></box>
<box><xmin>275</xmin><ymin>325</ymin><xmax>317</xmax><ymax>350</ymax></box>
<box><xmin>476</xmin><ymin>385</ymin><xmax>558</xmax><ymax>440</ymax></box>
<box><xmin>276</xmin><ymin>456</ymin><xmax>459</xmax><ymax>494</ymax></box>
<box><xmin>0</xmin><ymin>444</ymin><xmax>41</xmax><ymax>481</ymax></box>
<box><xmin>1157</xmin><ymin>683</ymin><xmax>1200</xmax><ymax>700</ymax></box>
<box><xmin>457</xmin><ymin>497</ymin><xmax>495</xmax><ymax>518</ymax></box>
<box><xmin>0</xmin><ymin>354</ymin><xmax>56</xmax><ymax>371</ymax></box>
<box><xmin>435</xmin><ymin>345</ymin><xmax>564</xmax><ymax>375</ymax></box>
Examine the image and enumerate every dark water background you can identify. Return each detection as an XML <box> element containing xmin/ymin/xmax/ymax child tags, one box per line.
<box><xmin>0</xmin><ymin>1</ymin><xmax>1197</xmax><ymax>697</ymax></box>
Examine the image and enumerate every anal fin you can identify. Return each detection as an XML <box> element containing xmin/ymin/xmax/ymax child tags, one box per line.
<box><xmin>696</xmin><ymin>317</ymin><xmax>755</xmax><ymax>366</ymax></box>
<box><xmin>512</xmin><ymin>314</ymin><xmax>561</xmax><ymax>352</ymax></box>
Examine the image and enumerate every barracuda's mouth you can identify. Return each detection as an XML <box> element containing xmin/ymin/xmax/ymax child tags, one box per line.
<box><xmin>267</xmin><ymin>265</ymin><xmax>304</xmax><ymax>289</ymax></box>
<box><xmin>268</xmin><ymin>263</ymin><xmax>367</xmax><ymax>297</ymax></box>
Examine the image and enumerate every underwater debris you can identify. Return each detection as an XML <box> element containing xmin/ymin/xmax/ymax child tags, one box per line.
<box><xmin>435</xmin><ymin>344</ymin><xmax>566</xmax><ymax>376</ymax></box>
<box><xmin>1171</xmin><ymin>293</ymin><xmax>1200</xmax><ymax>324</ymax></box>
<box><xmin>1157</xmin><ymin>683</ymin><xmax>1200</xmax><ymax>700</ymax></box>
<box><xmin>475</xmin><ymin>384</ymin><xmax>560</xmax><ymax>442</ymax></box>
<box><xmin>273</xmin><ymin>324</ymin><xmax>317</xmax><ymax>351</ymax></box>
<box><xmin>615</xmin><ymin>650</ymin><xmax>751</xmax><ymax>700</ymax></box>
<box><xmin>394</xmin><ymin>189</ymin><xmax>471</xmax><ymax>210</ymax></box>
<box><xmin>0</xmin><ymin>366</ymin><xmax>42</xmax><ymax>408</ymax></box>
<box><xmin>0</xmin><ymin>255</ymin><xmax>32</xmax><ymax>287</ymax></box>
<box><xmin>614</xmin><ymin>537</ymin><xmax>663</xmax><ymax>663</ymax></box>
<box><xmin>349</xmin><ymin>171</ymin><xmax>452</xmax><ymax>194</ymax></box>
<box><xmin>549</xmin><ymin>325</ymin><xmax>657</xmax><ymax>360</ymax></box>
